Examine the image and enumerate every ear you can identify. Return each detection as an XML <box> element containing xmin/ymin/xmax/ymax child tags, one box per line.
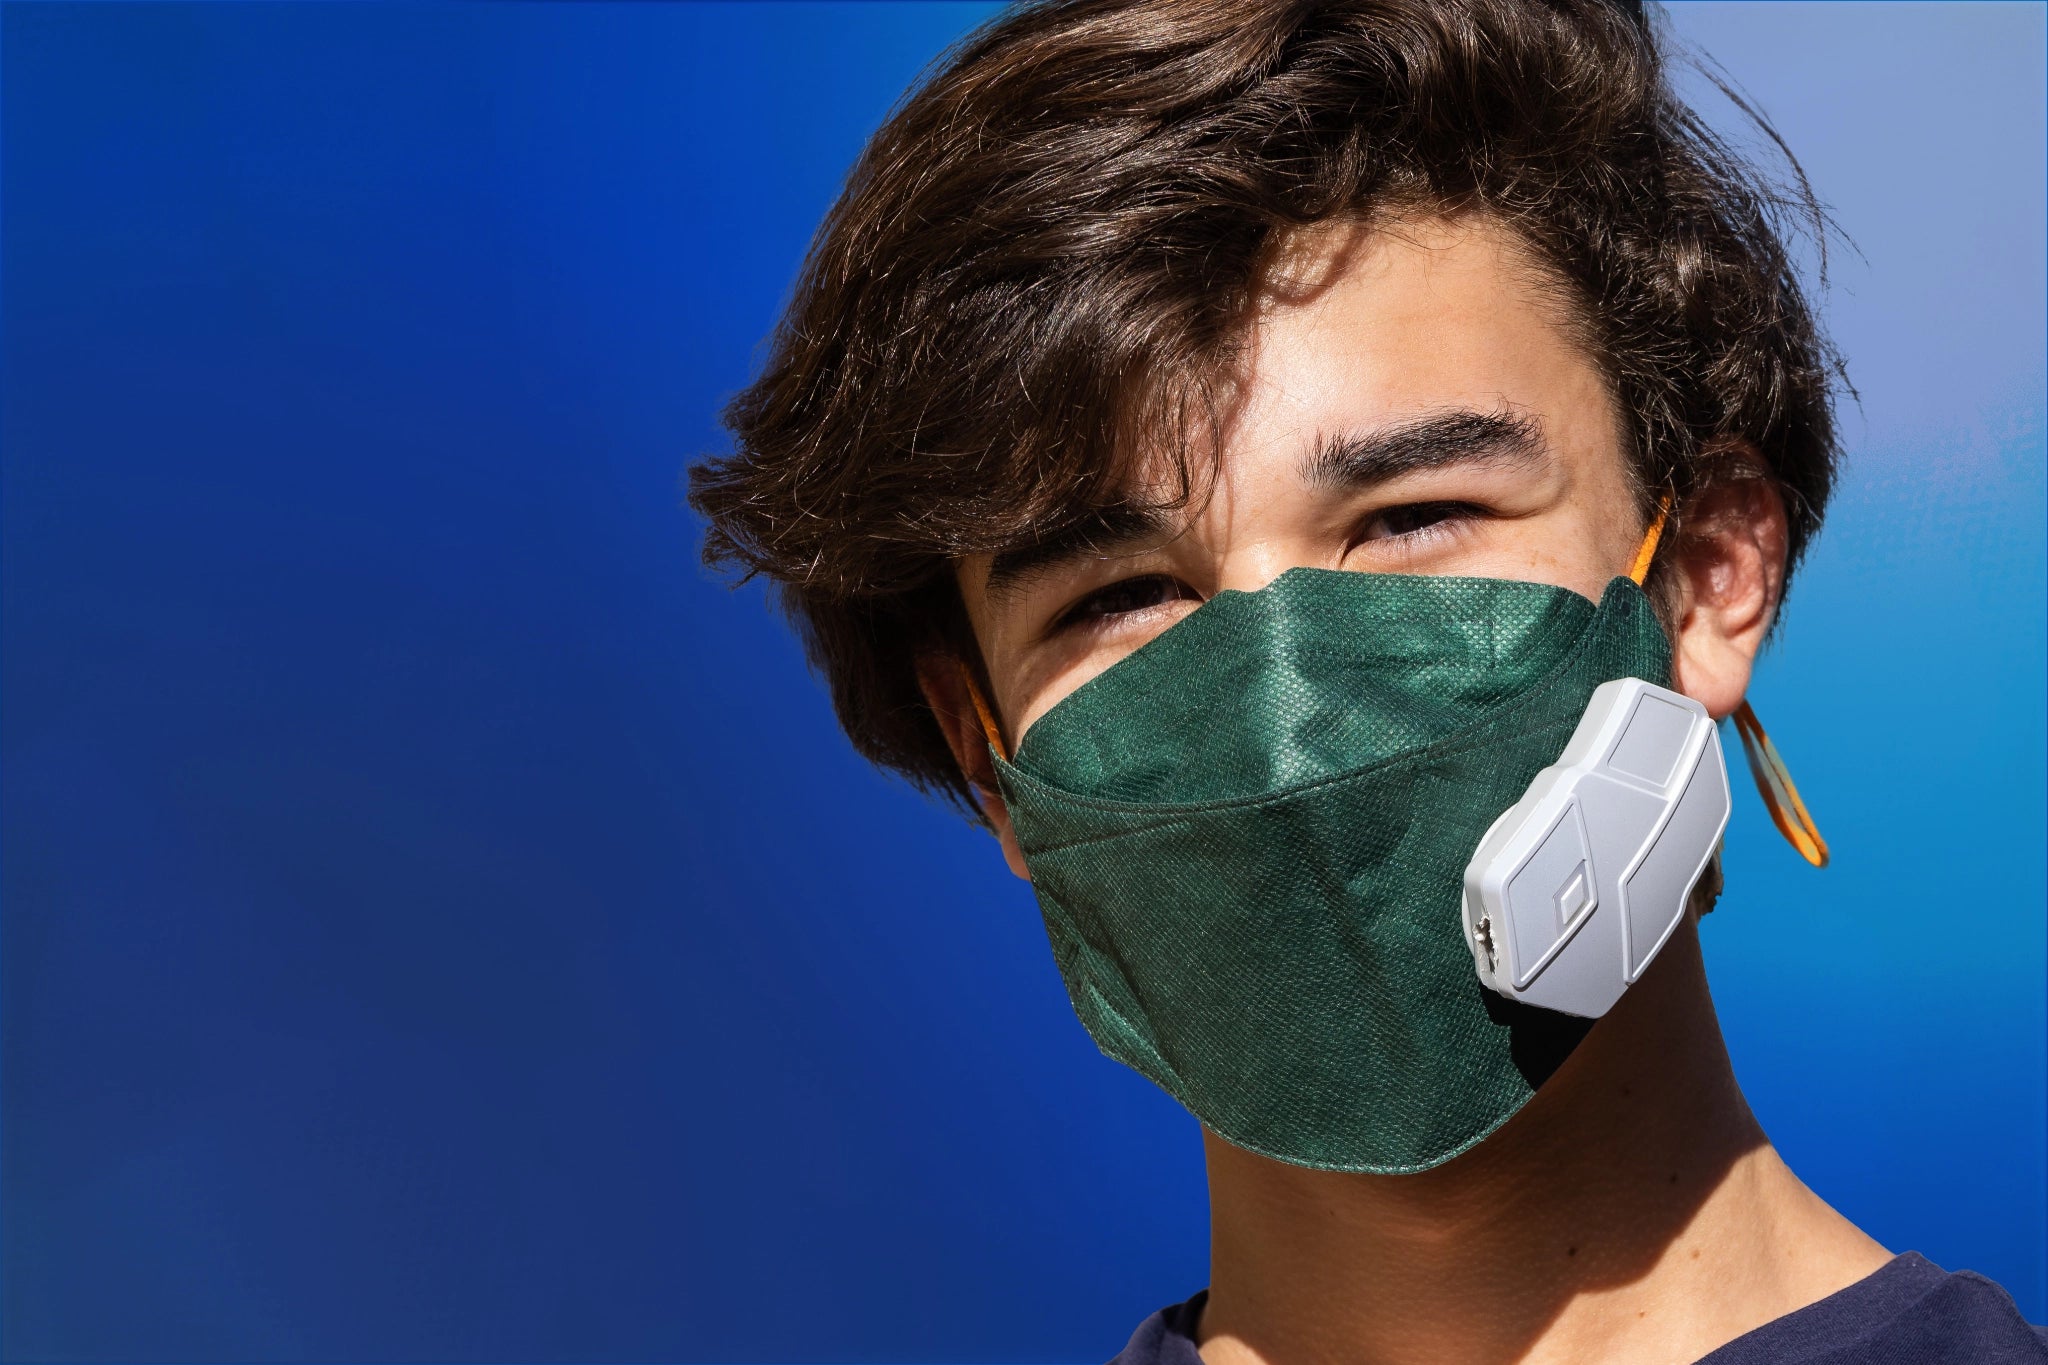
<box><xmin>914</xmin><ymin>654</ymin><xmax>1032</xmax><ymax>880</ymax></box>
<box><xmin>1665</xmin><ymin>462</ymin><xmax>1790</xmax><ymax>721</ymax></box>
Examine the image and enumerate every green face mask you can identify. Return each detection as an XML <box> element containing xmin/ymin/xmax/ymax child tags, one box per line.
<box><xmin>990</xmin><ymin>568</ymin><xmax>1673</xmax><ymax>1173</ymax></box>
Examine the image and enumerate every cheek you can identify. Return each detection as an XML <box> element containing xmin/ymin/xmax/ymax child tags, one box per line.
<box><xmin>995</xmin><ymin>635</ymin><xmax>1104</xmax><ymax>748</ymax></box>
<box><xmin>1477</xmin><ymin>510</ymin><xmax>1632</xmax><ymax>602</ymax></box>
<box><xmin>1005</xmin><ymin>645</ymin><xmax>1130</xmax><ymax>745</ymax></box>
<box><xmin>1548</xmin><ymin>467</ymin><xmax>1653</xmax><ymax>593</ymax></box>
<box><xmin>1002</xmin><ymin>606</ymin><xmax>1205</xmax><ymax>745</ymax></box>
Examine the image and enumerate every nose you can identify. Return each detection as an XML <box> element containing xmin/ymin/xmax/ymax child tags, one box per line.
<box><xmin>1184</xmin><ymin>453</ymin><xmax>1329</xmax><ymax>597</ymax></box>
<box><xmin>1210</xmin><ymin>537</ymin><xmax>1322</xmax><ymax>597</ymax></box>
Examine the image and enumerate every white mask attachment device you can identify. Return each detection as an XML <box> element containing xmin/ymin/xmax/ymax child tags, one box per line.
<box><xmin>1462</xmin><ymin>677</ymin><xmax>1731</xmax><ymax>1018</ymax></box>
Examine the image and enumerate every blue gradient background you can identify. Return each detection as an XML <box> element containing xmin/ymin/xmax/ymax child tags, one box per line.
<box><xmin>2</xmin><ymin>3</ymin><xmax>2041</xmax><ymax>1359</ymax></box>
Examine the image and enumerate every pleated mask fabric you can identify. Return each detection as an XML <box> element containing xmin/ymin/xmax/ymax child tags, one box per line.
<box><xmin>992</xmin><ymin>568</ymin><xmax>1673</xmax><ymax>1173</ymax></box>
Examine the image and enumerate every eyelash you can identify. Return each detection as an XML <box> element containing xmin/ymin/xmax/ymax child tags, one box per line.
<box><xmin>1052</xmin><ymin>574</ymin><xmax>1199</xmax><ymax>633</ymax></box>
<box><xmin>1351</xmin><ymin>499</ymin><xmax>1480</xmax><ymax>550</ymax></box>
<box><xmin>1048</xmin><ymin>502</ymin><xmax>1484</xmax><ymax>633</ymax></box>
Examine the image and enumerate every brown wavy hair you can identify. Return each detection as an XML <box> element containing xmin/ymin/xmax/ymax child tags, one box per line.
<box><xmin>689</xmin><ymin>0</ymin><xmax>1843</xmax><ymax>814</ymax></box>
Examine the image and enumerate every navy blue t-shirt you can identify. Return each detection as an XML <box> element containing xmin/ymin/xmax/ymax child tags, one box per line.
<box><xmin>1112</xmin><ymin>1253</ymin><xmax>2048</xmax><ymax>1364</ymax></box>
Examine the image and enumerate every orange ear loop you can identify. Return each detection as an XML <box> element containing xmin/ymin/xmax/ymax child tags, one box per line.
<box><xmin>1630</xmin><ymin>495</ymin><xmax>1828</xmax><ymax>869</ymax></box>
<box><xmin>1627</xmin><ymin>497</ymin><xmax>1670</xmax><ymax>587</ymax></box>
<box><xmin>956</xmin><ymin>659</ymin><xmax>1009</xmax><ymax>763</ymax></box>
<box><xmin>1732</xmin><ymin>702</ymin><xmax>1830</xmax><ymax>868</ymax></box>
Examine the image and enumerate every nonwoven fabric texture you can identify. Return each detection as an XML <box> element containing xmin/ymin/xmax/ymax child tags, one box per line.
<box><xmin>994</xmin><ymin>569</ymin><xmax>1674</xmax><ymax>1172</ymax></box>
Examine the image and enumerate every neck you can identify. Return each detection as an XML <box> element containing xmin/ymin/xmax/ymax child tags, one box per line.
<box><xmin>1197</xmin><ymin>921</ymin><xmax>1887</xmax><ymax>1365</ymax></box>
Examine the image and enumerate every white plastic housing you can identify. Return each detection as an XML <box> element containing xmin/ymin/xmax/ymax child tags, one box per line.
<box><xmin>1462</xmin><ymin>678</ymin><xmax>1730</xmax><ymax>1018</ymax></box>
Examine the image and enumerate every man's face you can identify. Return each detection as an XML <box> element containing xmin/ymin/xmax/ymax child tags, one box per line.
<box><xmin>938</xmin><ymin>211</ymin><xmax>1781</xmax><ymax>874</ymax></box>
<box><xmin>960</xmin><ymin>214</ymin><xmax>1646</xmax><ymax>741</ymax></box>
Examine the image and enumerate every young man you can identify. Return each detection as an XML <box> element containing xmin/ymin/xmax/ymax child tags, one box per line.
<box><xmin>692</xmin><ymin>1</ymin><xmax>2046</xmax><ymax>1359</ymax></box>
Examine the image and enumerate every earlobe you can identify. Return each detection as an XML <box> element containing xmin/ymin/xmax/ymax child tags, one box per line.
<box><xmin>913</xmin><ymin>653</ymin><xmax>1034</xmax><ymax>880</ymax></box>
<box><xmin>1666</xmin><ymin>470</ymin><xmax>1789</xmax><ymax>721</ymax></box>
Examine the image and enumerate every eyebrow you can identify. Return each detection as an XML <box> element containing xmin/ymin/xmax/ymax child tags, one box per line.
<box><xmin>982</xmin><ymin>501</ymin><xmax>1180</xmax><ymax>604</ymax></box>
<box><xmin>1302</xmin><ymin>408</ymin><xmax>1546</xmax><ymax>490</ymax></box>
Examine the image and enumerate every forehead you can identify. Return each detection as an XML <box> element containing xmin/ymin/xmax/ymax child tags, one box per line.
<box><xmin>963</xmin><ymin>213</ymin><xmax>1628</xmax><ymax>591</ymax></box>
<box><xmin>1216</xmin><ymin>212</ymin><xmax>1619</xmax><ymax>474</ymax></box>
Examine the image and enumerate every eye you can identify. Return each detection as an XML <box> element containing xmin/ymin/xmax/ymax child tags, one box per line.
<box><xmin>1352</xmin><ymin>500</ymin><xmax>1479</xmax><ymax>544</ymax></box>
<box><xmin>1053</xmin><ymin>574</ymin><xmax>1201</xmax><ymax>631</ymax></box>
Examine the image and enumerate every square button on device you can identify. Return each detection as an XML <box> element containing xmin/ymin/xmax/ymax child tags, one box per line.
<box><xmin>1605</xmin><ymin>691</ymin><xmax>1695</xmax><ymax>789</ymax></box>
<box><xmin>1553</xmin><ymin>861</ymin><xmax>1591</xmax><ymax>932</ymax></box>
